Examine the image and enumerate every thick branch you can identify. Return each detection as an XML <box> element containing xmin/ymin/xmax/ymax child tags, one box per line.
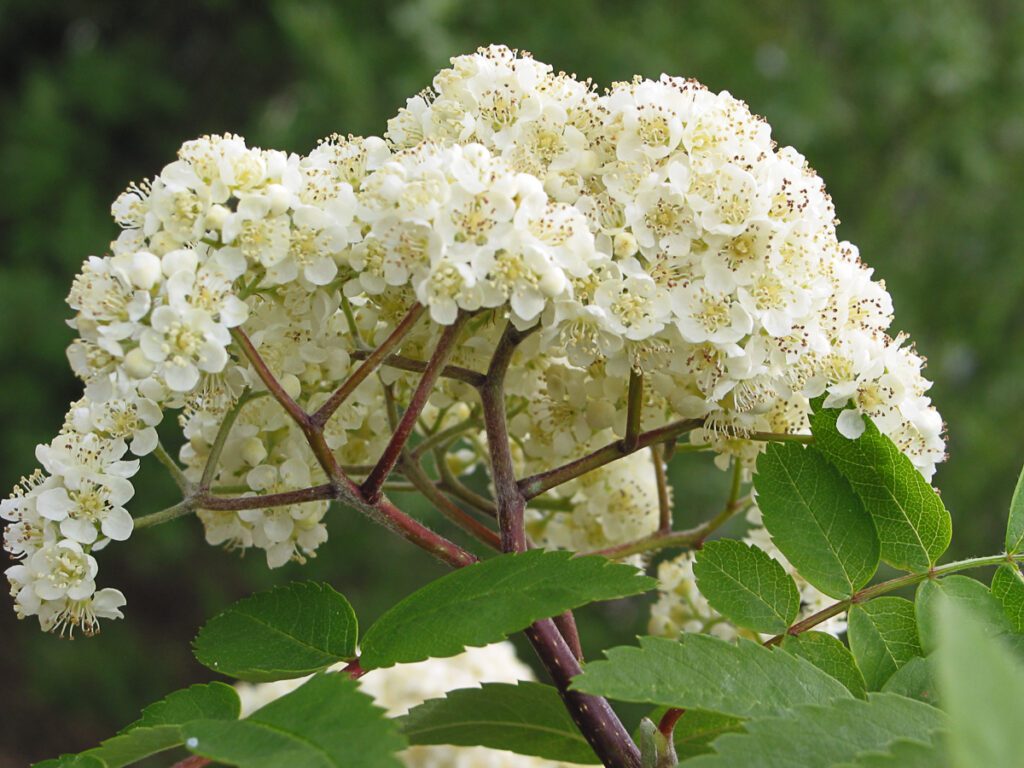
<box><xmin>482</xmin><ymin>321</ymin><xmax>640</xmax><ymax>768</ymax></box>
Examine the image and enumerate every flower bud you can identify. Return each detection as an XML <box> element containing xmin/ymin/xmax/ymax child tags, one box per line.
<box><xmin>122</xmin><ymin>347</ymin><xmax>155</xmax><ymax>379</ymax></box>
<box><xmin>280</xmin><ymin>373</ymin><xmax>302</xmax><ymax>401</ymax></box>
<box><xmin>240</xmin><ymin>436</ymin><xmax>268</xmax><ymax>467</ymax></box>
<box><xmin>205</xmin><ymin>204</ymin><xmax>230</xmax><ymax>231</ymax></box>
<box><xmin>128</xmin><ymin>252</ymin><xmax>162</xmax><ymax>290</ymax></box>
<box><xmin>613</xmin><ymin>231</ymin><xmax>638</xmax><ymax>259</ymax></box>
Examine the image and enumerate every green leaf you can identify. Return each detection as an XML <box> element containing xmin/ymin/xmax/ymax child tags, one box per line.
<box><xmin>360</xmin><ymin>550</ymin><xmax>654</xmax><ymax>669</ymax></box>
<box><xmin>880</xmin><ymin>656</ymin><xmax>938</xmax><ymax>705</ymax></box>
<box><xmin>400</xmin><ymin>682</ymin><xmax>596</xmax><ymax>764</ymax></box>
<box><xmin>36</xmin><ymin>683</ymin><xmax>240</xmax><ymax>768</ymax></box>
<box><xmin>835</xmin><ymin>737</ymin><xmax>949</xmax><ymax>767</ymax></box>
<box><xmin>782</xmin><ymin>631</ymin><xmax>867</xmax><ymax>698</ymax></box>
<box><xmin>692</xmin><ymin>539</ymin><xmax>800</xmax><ymax>634</ymax></box>
<box><xmin>937</xmin><ymin>599</ymin><xmax>1024</xmax><ymax>768</ymax></box>
<box><xmin>847</xmin><ymin>597</ymin><xmax>922</xmax><ymax>690</ymax></box>
<box><xmin>915</xmin><ymin>576</ymin><xmax>1011</xmax><ymax>655</ymax></box>
<box><xmin>756</xmin><ymin>442</ymin><xmax>880</xmax><ymax>598</ymax></box>
<box><xmin>810</xmin><ymin>408</ymin><xmax>951</xmax><ymax>572</ymax></box>
<box><xmin>990</xmin><ymin>563</ymin><xmax>1024</xmax><ymax>632</ymax></box>
<box><xmin>571</xmin><ymin>634</ymin><xmax>851</xmax><ymax>718</ymax></box>
<box><xmin>184</xmin><ymin>673</ymin><xmax>404</xmax><ymax>768</ymax></box>
<box><xmin>32</xmin><ymin>756</ymin><xmax>106</xmax><ymax>768</ymax></box>
<box><xmin>193</xmin><ymin>581</ymin><xmax>358</xmax><ymax>681</ymax></box>
<box><xmin>684</xmin><ymin>693</ymin><xmax>946</xmax><ymax>768</ymax></box>
<box><xmin>1004</xmin><ymin>462</ymin><xmax>1024</xmax><ymax>554</ymax></box>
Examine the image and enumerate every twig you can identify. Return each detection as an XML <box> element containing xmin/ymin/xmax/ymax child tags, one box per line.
<box><xmin>349</xmin><ymin>349</ymin><xmax>486</xmax><ymax>388</ymax></box>
<box><xmin>153</xmin><ymin>442</ymin><xmax>191</xmax><ymax>494</ymax></box>
<box><xmin>362</xmin><ymin>316</ymin><xmax>470</xmax><ymax>503</ymax></box>
<box><xmin>652</xmin><ymin>444</ymin><xmax>672</xmax><ymax>534</ymax></box>
<box><xmin>519</xmin><ymin>418</ymin><xmax>705</xmax><ymax>500</ymax></box>
<box><xmin>311</xmin><ymin>304</ymin><xmax>424</xmax><ymax>428</ymax></box>
<box><xmin>764</xmin><ymin>551</ymin><xmax>1024</xmax><ymax>646</ymax></box>
<box><xmin>623</xmin><ymin>369</ymin><xmax>644</xmax><ymax>452</ymax></box>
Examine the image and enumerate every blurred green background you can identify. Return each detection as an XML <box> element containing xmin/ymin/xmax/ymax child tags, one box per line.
<box><xmin>2</xmin><ymin>0</ymin><xmax>1023</xmax><ymax>764</ymax></box>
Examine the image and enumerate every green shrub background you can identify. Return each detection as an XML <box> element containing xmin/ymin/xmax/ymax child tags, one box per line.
<box><xmin>1</xmin><ymin>1</ymin><xmax>1022</xmax><ymax>764</ymax></box>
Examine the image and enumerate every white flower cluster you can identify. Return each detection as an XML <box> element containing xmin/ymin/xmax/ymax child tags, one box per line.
<box><xmin>3</xmin><ymin>45</ymin><xmax>945</xmax><ymax>635</ymax></box>
<box><xmin>233</xmin><ymin>643</ymin><xmax>596</xmax><ymax>768</ymax></box>
<box><xmin>648</xmin><ymin>505</ymin><xmax>846</xmax><ymax>641</ymax></box>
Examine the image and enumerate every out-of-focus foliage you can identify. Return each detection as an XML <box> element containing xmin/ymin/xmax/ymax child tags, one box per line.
<box><xmin>1</xmin><ymin>1</ymin><xmax>1021</xmax><ymax>764</ymax></box>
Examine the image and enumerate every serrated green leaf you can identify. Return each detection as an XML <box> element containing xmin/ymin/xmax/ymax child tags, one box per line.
<box><xmin>683</xmin><ymin>694</ymin><xmax>946</xmax><ymax>768</ymax></box>
<box><xmin>1004</xmin><ymin>462</ymin><xmax>1024</xmax><ymax>554</ymax></box>
<box><xmin>400</xmin><ymin>682</ymin><xmax>596</xmax><ymax>764</ymax></box>
<box><xmin>810</xmin><ymin>408</ymin><xmax>951</xmax><ymax>572</ymax></box>
<box><xmin>938</xmin><ymin>599</ymin><xmax>1024</xmax><ymax>768</ymax></box>
<box><xmin>32</xmin><ymin>756</ymin><xmax>106</xmax><ymax>768</ymax></box>
<box><xmin>835</xmin><ymin>737</ymin><xmax>949</xmax><ymax>767</ymax></box>
<box><xmin>692</xmin><ymin>539</ymin><xmax>799</xmax><ymax>634</ymax></box>
<box><xmin>194</xmin><ymin>581</ymin><xmax>358</xmax><ymax>681</ymax></box>
<box><xmin>360</xmin><ymin>550</ymin><xmax>654</xmax><ymax>669</ymax></box>
<box><xmin>880</xmin><ymin>656</ymin><xmax>938</xmax><ymax>705</ymax></box>
<box><xmin>184</xmin><ymin>674</ymin><xmax>404</xmax><ymax>768</ymax></box>
<box><xmin>756</xmin><ymin>443</ymin><xmax>880</xmax><ymax>598</ymax></box>
<box><xmin>915</xmin><ymin>576</ymin><xmax>1011</xmax><ymax>655</ymax></box>
<box><xmin>782</xmin><ymin>632</ymin><xmax>867</xmax><ymax>698</ymax></box>
<box><xmin>34</xmin><ymin>683</ymin><xmax>240</xmax><ymax>768</ymax></box>
<box><xmin>847</xmin><ymin>597</ymin><xmax>922</xmax><ymax>690</ymax></box>
<box><xmin>571</xmin><ymin>634</ymin><xmax>851</xmax><ymax>718</ymax></box>
<box><xmin>990</xmin><ymin>563</ymin><xmax>1024</xmax><ymax>632</ymax></box>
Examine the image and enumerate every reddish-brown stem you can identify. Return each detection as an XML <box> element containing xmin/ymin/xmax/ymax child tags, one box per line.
<box><xmin>171</xmin><ymin>757</ymin><xmax>210</xmax><ymax>768</ymax></box>
<box><xmin>349</xmin><ymin>350</ymin><xmax>486</xmax><ymax>388</ymax></box>
<box><xmin>652</xmin><ymin>445</ymin><xmax>672</xmax><ymax>534</ymax></box>
<box><xmin>311</xmin><ymin>304</ymin><xmax>425</xmax><ymax>428</ymax></box>
<box><xmin>362</xmin><ymin>316</ymin><xmax>469</xmax><ymax>503</ymax></box>
<box><xmin>198</xmin><ymin>484</ymin><xmax>336</xmax><ymax>511</ymax></box>
<box><xmin>554</xmin><ymin>611</ymin><xmax>584</xmax><ymax>661</ymax></box>
<box><xmin>482</xmin><ymin>322</ymin><xmax>640</xmax><ymax>768</ymax></box>
<box><xmin>658</xmin><ymin>707</ymin><xmax>685</xmax><ymax>739</ymax></box>
<box><xmin>623</xmin><ymin>369</ymin><xmax>643</xmax><ymax>452</ymax></box>
<box><xmin>231</xmin><ymin>327</ymin><xmax>340</xmax><ymax>478</ymax></box>
<box><xmin>342</xmin><ymin>659</ymin><xmax>365</xmax><ymax>679</ymax></box>
<box><xmin>519</xmin><ymin>417</ymin><xmax>704</xmax><ymax>500</ymax></box>
<box><xmin>231</xmin><ymin>327</ymin><xmax>307</xmax><ymax>426</ymax></box>
<box><xmin>403</xmin><ymin>459</ymin><xmax>501</xmax><ymax>550</ymax></box>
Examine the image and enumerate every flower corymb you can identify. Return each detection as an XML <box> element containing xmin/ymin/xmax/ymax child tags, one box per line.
<box><xmin>3</xmin><ymin>45</ymin><xmax>944</xmax><ymax>637</ymax></box>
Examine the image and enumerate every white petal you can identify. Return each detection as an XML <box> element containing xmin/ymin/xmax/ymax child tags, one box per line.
<box><xmin>837</xmin><ymin>409</ymin><xmax>867</xmax><ymax>440</ymax></box>
<box><xmin>164</xmin><ymin>361</ymin><xmax>200</xmax><ymax>392</ymax></box>
<box><xmin>37</xmin><ymin>487</ymin><xmax>73</xmax><ymax>521</ymax></box>
<box><xmin>130</xmin><ymin>427</ymin><xmax>159</xmax><ymax>457</ymax></box>
<box><xmin>60</xmin><ymin>517</ymin><xmax>99</xmax><ymax>545</ymax></box>
<box><xmin>101</xmin><ymin>507</ymin><xmax>134</xmax><ymax>541</ymax></box>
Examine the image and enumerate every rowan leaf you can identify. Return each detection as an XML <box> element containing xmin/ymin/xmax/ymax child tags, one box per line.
<box><xmin>756</xmin><ymin>442</ymin><xmax>879</xmax><ymax>598</ymax></box>
<box><xmin>847</xmin><ymin>597</ymin><xmax>922</xmax><ymax>690</ymax></box>
<box><xmin>571</xmin><ymin>634</ymin><xmax>851</xmax><ymax>718</ymax></box>
<box><xmin>990</xmin><ymin>563</ymin><xmax>1024</xmax><ymax>632</ymax></box>
<box><xmin>184</xmin><ymin>674</ymin><xmax>404</xmax><ymax>768</ymax></box>
<box><xmin>360</xmin><ymin>550</ymin><xmax>654</xmax><ymax>669</ymax></box>
<box><xmin>810</xmin><ymin>408</ymin><xmax>951</xmax><ymax>572</ymax></box>
<box><xmin>782</xmin><ymin>632</ymin><xmax>867</xmax><ymax>698</ymax></box>
<box><xmin>692</xmin><ymin>539</ymin><xmax>800</xmax><ymax>634</ymax></box>
<box><xmin>193</xmin><ymin>582</ymin><xmax>358</xmax><ymax>682</ymax></box>
<box><xmin>400</xmin><ymin>682</ymin><xmax>597</xmax><ymax>764</ymax></box>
